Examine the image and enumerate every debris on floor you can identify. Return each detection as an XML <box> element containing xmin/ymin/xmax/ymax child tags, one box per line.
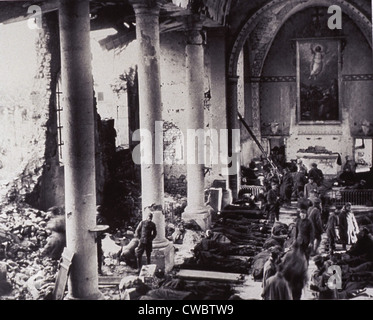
<box><xmin>1</xmin><ymin>186</ymin><xmax>373</xmax><ymax>300</ymax></box>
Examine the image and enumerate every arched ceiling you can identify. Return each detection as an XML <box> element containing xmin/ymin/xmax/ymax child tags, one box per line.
<box><xmin>177</xmin><ymin>0</ymin><xmax>371</xmax><ymax>35</ymax></box>
<box><xmin>226</xmin><ymin>0</ymin><xmax>372</xmax><ymax>77</ymax></box>
<box><xmin>171</xmin><ymin>1</ymin><xmax>372</xmax><ymax>78</ymax></box>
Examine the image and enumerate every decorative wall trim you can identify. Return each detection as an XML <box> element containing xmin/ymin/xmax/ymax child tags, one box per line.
<box><xmin>342</xmin><ymin>74</ymin><xmax>373</xmax><ymax>81</ymax></box>
<box><xmin>247</xmin><ymin>74</ymin><xmax>373</xmax><ymax>83</ymax></box>
<box><xmin>248</xmin><ymin>76</ymin><xmax>296</xmax><ymax>82</ymax></box>
<box><xmin>297</xmin><ymin>129</ymin><xmax>343</xmax><ymax>135</ymax></box>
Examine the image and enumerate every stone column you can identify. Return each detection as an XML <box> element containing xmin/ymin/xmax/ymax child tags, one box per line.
<box><xmin>227</xmin><ymin>76</ymin><xmax>241</xmax><ymax>200</ymax></box>
<box><xmin>182</xmin><ymin>17</ymin><xmax>211</xmax><ymax>231</ymax></box>
<box><xmin>58</xmin><ymin>0</ymin><xmax>102</xmax><ymax>300</ymax></box>
<box><xmin>130</xmin><ymin>0</ymin><xmax>174</xmax><ymax>272</ymax></box>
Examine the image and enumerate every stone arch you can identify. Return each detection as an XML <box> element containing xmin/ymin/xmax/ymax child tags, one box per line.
<box><xmin>223</xmin><ymin>0</ymin><xmax>372</xmax><ymax>196</ymax></box>
<box><xmin>228</xmin><ymin>0</ymin><xmax>372</xmax><ymax>78</ymax></box>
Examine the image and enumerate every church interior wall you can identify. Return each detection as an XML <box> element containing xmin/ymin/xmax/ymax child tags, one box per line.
<box><xmin>85</xmin><ymin>29</ymin><xmax>229</xmax><ymax>198</ymax></box>
<box><xmin>257</xmin><ymin>7</ymin><xmax>373</xmax><ymax>171</ymax></box>
<box><xmin>159</xmin><ymin>32</ymin><xmax>189</xmax><ymax>194</ymax></box>
<box><xmin>160</xmin><ymin>31</ymin><xmax>228</xmax><ymax>194</ymax></box>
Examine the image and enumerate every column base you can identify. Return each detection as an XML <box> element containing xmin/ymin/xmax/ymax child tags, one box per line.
<box><xmin>228</xmin><ymin>178</ymin><xmax>239</xmax><ymax>201</ymax></box>
<box><xmin>182</xmin><ymin>206</ymin><xmax>211</xmax><ymax>231</ymax></box>
<box><xmin>150</xmin><ymin>241</ymin><xmax>175</xmax><ymax>273</ymax></box>
<box><xmin>65</xmin><ymin>290</ymin><xmax>105</xmax><ymax>300</ymax></box>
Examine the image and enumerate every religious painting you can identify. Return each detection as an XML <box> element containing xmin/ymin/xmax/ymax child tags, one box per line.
<box><xmin>296</xmin><ymin>38</ymin><xmax>341</xmax><ymax>123</ymax></box>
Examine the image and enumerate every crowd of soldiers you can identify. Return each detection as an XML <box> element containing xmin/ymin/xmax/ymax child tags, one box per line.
<box><xmin>241</xmin><ymin>157</ymin><xmax>325</xmax><ymax>223</ymax></box>
<box><xmin>241</xmin><ymin>155</ymin><xmax>373</xmax><ymax>300</ymax></box>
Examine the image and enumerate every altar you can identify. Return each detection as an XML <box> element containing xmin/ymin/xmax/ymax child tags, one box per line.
<box><xmin>296</xmin><ymin>152</ymin><xmax>340</xmax><ymax>177</ymax></box>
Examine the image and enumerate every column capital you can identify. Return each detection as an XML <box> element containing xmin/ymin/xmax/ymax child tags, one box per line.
<box><xmin>129</xmin><ymin>0</ymin><xmax>162</xmax><ymax>15</ymax></box>
<box><xmin>184</xmin><ymin>14</ymin><xmax>204</xmax><ymax>45</ymax></box>
<box><xmin>185</xmin><ymin>14</ymin><xmax>203</xmax><ymax>30</ymax></box>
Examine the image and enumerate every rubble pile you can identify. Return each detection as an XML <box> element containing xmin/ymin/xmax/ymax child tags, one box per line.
<box><xmin>164</xmin><ymin>175</ymin><xmax>187</xmax><ymax>197</ymax></box>
<box><xmin>3</xmin><ymin>157</ymin><xmax>43</xmax><ymax>207</ymax></box>
<box><xmin>101</xmin><ymin>178</ymin><xmax>142</xmax><ymax>231</ymax></box>
<box><xmin>173</xmin><ymin>229</ymin><xmax>203</xmax><ymax>265</ymax></box>
<box><xmin>0</xmin><ymin>202</ymin><xmax>59</xmax><ymax>300</ymax></box>
<box><xmin>0</xmin><ymin>200</ymin><xmax>141</xmax><ymax>300</ymax></box>
<box><xmin>164</xmin><ymin>193</ymin><xmax>187</xmax><ymax>223</ymax></box>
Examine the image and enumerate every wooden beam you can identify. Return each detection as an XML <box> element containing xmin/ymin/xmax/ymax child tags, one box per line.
<box><xmin>160</xmin><ymin>19</ymin><xmax>185</xmax><ymax>33</ymax></box>
<box><xmin>176</xmin><ymin>269</ymin><xmax>245</xmax><ymax>282</ymax></box>
<box><xmin>98</xmin><ymin>275</ymin><xmax>123</xmax><ymax>285</ymax></box>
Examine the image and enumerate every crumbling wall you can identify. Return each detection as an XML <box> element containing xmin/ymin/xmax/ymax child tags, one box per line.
<box><xmin>7</xmin><ymin>12</ymin><xmax>120</xmax><ymax>212</ymax></box>
<box><xmin>0</xmin><ymin>15</ymin><xmax>60</xmax><ymax>210</ymax></box>
<box><xmin>100</xmin><ymin>147</ymin><xmax>142</xmax><ymax>230</ymax></box>
<box><xmin>33</xmin><ymin>12</ymin><xmax>64</xmax><ymax>211</ymax></box>
<box><xmin>163</xmin><ymin>120</ymin><xmax>187</xmax><ymax>196</ymax></box>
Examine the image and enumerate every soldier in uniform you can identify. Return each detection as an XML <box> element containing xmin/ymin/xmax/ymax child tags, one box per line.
<box><xmin>134</xmin><ymin>212</ymin><xmax>157</xmax><ymax>271</ymax></box>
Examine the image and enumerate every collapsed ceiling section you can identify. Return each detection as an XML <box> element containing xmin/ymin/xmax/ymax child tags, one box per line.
<box><xmin>0</xmin><ymin>0</ymin><xmax>225</xmax><ymax>51</ymax></box>
<box><xmin>0</xmin><ymin>0</ymin><xmax>229</xmax><ymax>31</ymax></box>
